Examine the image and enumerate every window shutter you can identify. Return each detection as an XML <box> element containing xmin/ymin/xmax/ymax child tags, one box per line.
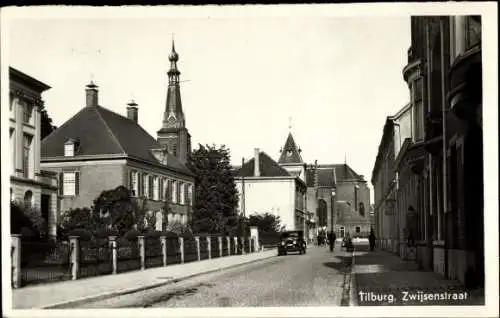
<box><xmin>59</xmin><ymin>172</ymin><xmax>64</xmax><ymax>196</ymax></box>
<box><xmin>149</xmin><ymin>176</ymin><xmax>153</xmax><ymax>199</ymax></box>
<box><xmin>75</xmin><ymin>171</ymin><xmax>80</xmax><ymax>195</ymax></box>
<box><xmin>129</xmin><ymin>170</ymin><xmax>133</xmax><ymax>192</ymax></box>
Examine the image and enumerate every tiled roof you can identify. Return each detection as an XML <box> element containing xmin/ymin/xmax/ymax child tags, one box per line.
<box><xmin>234</xmin><ymin>151</ymin><xmax>291</xmax><ymax>177</ymax></box>
<box><xmin>305</xmin><ymin>164</ymin><xmax>364</xmax><ymax>187</ymax></box>
<box><xmin>41</xmin><ymin>105</ymin><xmax>193</xmax><ymax>176</ymax></box>
<box><xmin>336</xmin><ymin>201</ymin><xmax>372</xmax><ymax>225</ymax></box>
<box><xmin>278</xmin><ymin>133</ymin><xmax>303</xmax><ymax>164</ymax></box>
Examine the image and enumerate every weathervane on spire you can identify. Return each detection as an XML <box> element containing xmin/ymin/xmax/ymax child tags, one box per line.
<box><xmin>288</xmin><ymin>116</ymin><xmax>292</xmax><ymax>131</ymax></box>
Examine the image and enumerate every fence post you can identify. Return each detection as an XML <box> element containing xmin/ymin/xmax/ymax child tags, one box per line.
<box><xmin>248</xmin><ymin>237</ymin><xmax>252</xmax><ymax>253</ymax></box>
<box><xmin>240</xmin><ymin>236</ymin><xmax>246</xmax><ymax>254</ymax></box>
<box><xmin>69</xmin><ymin>236</ymin><xmax>79</xmax><ymax>280</ymax></box>
<box><xmin>11</xmin><ymin>234</ymin><xmax>21</xmax><ymax>288</ymax></box>
<box><xmin>233</xmin><ymin>237</ymin><xmax>238</xmax><ymax>254</ymax></box>
<box><xmin>250</xmin><ymin>226</ymin><xmax>260</xmax><ymax>252</ymax></box>
<box><xmin>160</xmin><ymin>236</ymin><xmax>167</xmax><ymax>266</ymax></box>
<box><xmin>194</xmin><ymin>236</ymin><xmax>200</xmax><ymax>261</ymax></box>
<box><xmin>179</xmin><ymin>237</ymin><xmax>185</xmax><ymax>264</ymax></box>
<box><xmin>226</xmin><ymin>236</ymin><xmax>231</xmax><ymax>256</ymax></box>
<box><xmin>109</xmin><ymin>236</ymin><xmax>117</xmax><ymax>275</ymax></box>
<box><xmin>218</xmin><ymin>236</ymin><xmax>223</xmax><ymax>258</ymax></box>
<box><xmin>206</xmin><ymin>237</ymin><xmax>212</xmax><ymax>259</ymax></box>
<box><xmin>138</xmin><ymin>236</ymin><xmax>145</xmax><ymax>270</ymax></box>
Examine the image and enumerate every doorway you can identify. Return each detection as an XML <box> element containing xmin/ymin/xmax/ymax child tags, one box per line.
<box><xmin>41</xmin><ymin>194</ymin><xmax>50</xmax><ymax>236</ymax></box>
<box><xmin>340</xmin><ymin>226</ymin><xmax>345</xmax><ymax>238</ymax></box>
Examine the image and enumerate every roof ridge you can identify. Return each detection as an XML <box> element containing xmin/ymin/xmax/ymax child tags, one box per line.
<box><xmin>95</xmin><ymin>106</ymin><xmax>126</xmax><ymax>154</ymax></box>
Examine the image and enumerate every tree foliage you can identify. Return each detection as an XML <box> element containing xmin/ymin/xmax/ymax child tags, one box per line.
<box><xmin>247</xmin><ymin>212</ymin><xmax>283</xmax><ymax>233</ymax></box>
<box><xmin>59</xmin><ymin>207</ymin><xmax>95</xmax><ymax>235</ymax></box>
<box><xmin>40</xmin><ymin>103</ymin><xmax>57</xmax><ymax>140</ymax></box>
<box><xmin>186</xmin><ymin>144</ymin><xmax>239</xmax><ymax>234</ymax></box>
<box><xmin>11</xmin><ymin>200</ymin><xmax>47</xmax><ymax>238</ymax></box>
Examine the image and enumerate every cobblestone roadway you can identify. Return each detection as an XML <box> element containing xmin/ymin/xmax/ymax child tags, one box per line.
<box><xmin>79</xmin><ymin>245</ymin><xmax>350</xmax><ymax>308</ymax></box>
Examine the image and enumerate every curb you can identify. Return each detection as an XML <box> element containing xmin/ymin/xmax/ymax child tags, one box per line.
<box><xmin>42</xmin><ymin>250</ymin><xmax>277</xmax><ymax>309</ymax></box>
<box><xmin>348</xmin><ymin>249</ymin><xmax>358</xmax><ymax>306</ymax></box>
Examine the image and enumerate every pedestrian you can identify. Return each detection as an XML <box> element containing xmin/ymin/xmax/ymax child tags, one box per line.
<box><xmin>368</xmin><ymin>228</ymin><xmax>376</xmax><ymax>251</ymax></box>
<box><xmin>332</xmin><ymin>232</ymin><xmax>336</xmax><ymax>251</ymax></box>
<box><xmin>328</xmin><ymin>231</ymin><xmax>334</xmax><ymax>252</ymax></box>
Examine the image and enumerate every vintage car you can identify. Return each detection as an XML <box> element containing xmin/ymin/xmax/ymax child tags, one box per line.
<box><xmin>277</xmin><ymin>230</ymin><xmax>306</xmax><ymax>255</ymax></box>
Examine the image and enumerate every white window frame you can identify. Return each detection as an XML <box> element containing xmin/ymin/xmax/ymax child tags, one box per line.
<box><xmin>179</xmin><ymin>182</ymin><xmax>185</xmax><ymax>205</ymax></box>
<box><xmin>143</xmin><ymin>173</ymin><xmax>149</xmax><ymax>198</ymax></box>
<box><xmin>187</xmin><ymin>183</ymin><xmax>193</xmax><ymax>206</ymax></box>
<box><xmin>63</xmin><ymin>172</ymin><xmax>76</xmax><ymax>196</ymax></box>
<box><xmin>172</xmin><ymin>180</ymin><xmax>177</xmax><ymax>204</ymax></box>
<box><xmin>64</xmin><ymin>143</ymin><xmax>74</xmax><ymax>157</ymax></box>
<box><xmin>153</xmin><ymin>176</ymin><xmax>159</xmax><ymax>201</ymax></box>
<box><xmin>131</xmin><ymin>171</ymin><xmax>138</xmax><ymax>196</ymax></box>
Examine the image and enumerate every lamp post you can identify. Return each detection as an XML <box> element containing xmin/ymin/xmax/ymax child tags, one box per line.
<box><xmin>330</xmin><ymin>189</ymin><xmax>336</xmax><ymax>251</ymax></box>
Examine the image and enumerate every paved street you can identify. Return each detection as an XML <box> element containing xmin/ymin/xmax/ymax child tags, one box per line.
<box><xmin>77</xmin><ymin>245</ymin><xmax>351</xmax><ymax>308</ymax></box>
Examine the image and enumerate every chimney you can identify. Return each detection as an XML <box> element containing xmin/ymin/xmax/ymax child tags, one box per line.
<box><xmin>126</xmin><ymin>100</ymin><xmax>139</xmax><ymax>123</ymax></box>
<box><xmin>85</xmin><ymin>81</ymin><xmax>98</xmax><ymax>107</ymax></box>
<box><xmin>254</xmin><ymin>148</ymin><xmax>260</xmax><ymax>177</ymax></box>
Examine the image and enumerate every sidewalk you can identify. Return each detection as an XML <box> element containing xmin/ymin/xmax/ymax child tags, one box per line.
<box><xmin>350</xmin><ymin>249</ymin><xmax>484</xmax><ymax>306</ymax></box>
<box><xmin>12</xmin><ymin>249</ymin><xmax>277</xmax><ymax>309</ymax></box>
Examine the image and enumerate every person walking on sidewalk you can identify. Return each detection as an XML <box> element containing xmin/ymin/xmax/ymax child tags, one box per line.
<box><xmin>369</xmin><ymin>228</ymin><xmax>376</xmax><ymax>251</ymax></box>
<box><xmin>328</xmin><ymin>231</ymin><xmax>336</xmax><ymax>252</ymax></box>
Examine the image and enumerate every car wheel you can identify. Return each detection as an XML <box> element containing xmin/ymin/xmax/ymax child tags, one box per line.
<box><xmin>284</xmin><ymin>251</ymin><xmax>287</xmax><ymax>256</ymax></box>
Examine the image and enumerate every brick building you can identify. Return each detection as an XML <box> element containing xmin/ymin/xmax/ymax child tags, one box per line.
<box><xmin>40</xmin><ymin>41</ymin><xmax>195</xmax><ymax>230</ymax></box>
<box><xmin>372</xmin><ymin>16</ymin><xmax>483</xmax><ymax>290</ymax></box>
<box><xmin>9</xmin><ymin>67</ymin><xmax>59</xmax><ymax>239</ymax></box>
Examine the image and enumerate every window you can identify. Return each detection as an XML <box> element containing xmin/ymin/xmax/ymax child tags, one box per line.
<box><xmin>359</xmin><ymin>203</ymin><xmax>365</xmax><ymax>217</ymax></box>
<box><xmin>62</xmin><ymin>172</ymin><xmax>79</xmax><ymax>196</ymax></box>
<box><xmin>355</xmin><ymin>226</ymin><xmax>361</xmax><ymax>234</ymax></box>
<box><xmin>143</xmin><ymin>174</ymin><xmax>149</xmax><ymax>198</ymax></box>
<box><xmin>159</xmin><ymin>178</ymin><xmax>164</xmax><ymax>201</ymax></box>
<box><xmin>153</xmin><ymin>176</ymin><xmax>159</xmax><ymax>200</ymax></box>
<box><xmin>24</xmin><ymin>190</ymin><xmax>33</xmax><ymax>208</ymax></box>
<box><xmin>179</xmin><ymin>182</ymin><xmax>185</xmax><ymax>205</ymax></box>
<box><xmin>172</xmin><ymin>180</ymin><xmax>177</xmax><ymax>203</ymax></box>
<box><xmin>187</xmin><ymin>184</ymin><xmax>193</xmax><ymax>206</ymax></box>
<box><xmin>64</xmin><ymin>143</ymin><xmax>74</xmax><ymax>157</ymax></box>
<box><xmin>129</xmin><ymin>171</ymin><xmax>138</xmax><ymax>196</ymax></box>
<box><xmin>23</xmin><ymin>134</ymin><xmax>33</xmax><ymax>178</ymax></box>
<box><xmin>148</xmin><ymin>175</ymin><xmax>154</xmax><ymax>199</ymax></box>
<box><xmin>23</xmin><ymin>102</ymin><xmax>33</xmax><ymax>124</ymax></box>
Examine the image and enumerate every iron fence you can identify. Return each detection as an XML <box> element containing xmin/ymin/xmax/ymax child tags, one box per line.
<box><xmin>199</xmin><ymin>238</ymin><xmax>209</xmax><ymax>260</ymax></box>
<box><xmin>183</xmin><ymin>238</ymin><xmax>198</xmax><ymax>263</ymax></box>
<box><xmin>166</xmin><ymin>238</ymin><xmax>181</xmax><ymax>265</ymax></box>
<box><xmin>20</xmin><ymin>240</ymin><xmax>72</xmax><ymax>286</ymax></box>
<box><xmin>79</xmin><ymin>239</ymin><xmax>113</xmax><ymax>279</ymax></box>
<box><xmin>145</xmin><ymin>238</ymin><xmax>163</xmax><ymax>268</ymax></box>
<box><xmin>210</xmin><ymin>237</ymin><xmax>220</xmax><ymax>258</ymax></box>
<box><xmin>116</xmin><ymin>238</ymin><xmax>141</xmax><ymax>273</ymax></box>
<box><xmin>222</xmin><ymin>239</ymin><xmax>229</xmax><ymax>256</ymax></box>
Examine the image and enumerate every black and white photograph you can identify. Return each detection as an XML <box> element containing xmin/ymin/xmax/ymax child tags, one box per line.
<box><xmin>1</xmin><ymin>3</ymin><xmax>498</xmax><ymax>318</ymax></box>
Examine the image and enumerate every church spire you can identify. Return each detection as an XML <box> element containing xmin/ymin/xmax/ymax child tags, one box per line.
<box><xmin>278</xmin><ymin>129</ymin><xmax>303</xmax><ymax>164</ymax></box>
<box><xmin>162</xmin><ymin>38</ymin><xmax>185</xmax><ymax>129</ymax></box>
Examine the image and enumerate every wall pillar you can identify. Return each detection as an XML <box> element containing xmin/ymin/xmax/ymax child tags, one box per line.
<box><xmin>109</xmin><ymin>236</ymin><xmax>117</xmax><ymax>274</ymax></box>
<box><xmin>194</xmin><ymin>236</ymin><xmax>200</xmax><ymax>261</ymax></box>
<box><xmin>233</xmin><ymin>237</ymin><xmax>238</xmax><ymax>254</ymax></box>
<box><xmin>137</xmin><ymin>236</ymin><xmax>145</xmax><ymax>270</ymax></box>
<box><xmin>11</xmin><ymin>234</ymin><xmax>21</xmax><ymax>288</ymax></box>
<box><xmin>250</xmin><ymin>226</ymin><xmax>259</xmax><ymax>252</ymax></box>
<box><xmin>69</xmin><ymin>236</ymin><xmax>79</xmax><ymax>280</ymax></box>
<box><xmin>179</xmin><ymin>237</ymin><xmax>184</xmax><ymax>264</ymax></box>
<box><xmin>226</xmin><ymin>236</ymin><xmax>231</xmax><ymax>256</ymax></box>
<box><xmin>240</xmin><ymin>236</ymin><xmax>246</xmax><ymax>254</ymax></box>
<box><xmin>160</xmin><ymin>236</ymin><xmax>167</xmax><ymax>266</ymax></box>
<box><xmin>206</xmin><ymin>237</ymin><xmax>212</xmax><ymax>259</ymax></box>
<box><xmin>218</xmin><ymin>236</ymin><xmax>223</xmax><ymax>257</ymax></box>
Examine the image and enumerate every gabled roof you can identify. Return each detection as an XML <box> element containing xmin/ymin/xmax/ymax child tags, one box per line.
<box><xmin>41</xmin><ymin>105</ymin><xmax>193</xmax><ymax>176</ymax></box>
<box><xmin>234</xmin><ymin>151</ymin><xmax>291</xmax><ymax>177</ymax></box>
<box><xmin>278</xmin><ymin>132</ymin><xmax>303</xmax><ymax>164</ymax></box>
<box><xmin>305</xmin><ymin>163</ymin><xmax>364</xmax><ymax>187</ymax></box>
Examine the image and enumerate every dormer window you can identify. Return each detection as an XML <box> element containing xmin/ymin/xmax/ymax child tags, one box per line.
<box><xmin>64</xmin><ymin>138</ymin><xmax>79</xmax><ymax>157</ymax></box>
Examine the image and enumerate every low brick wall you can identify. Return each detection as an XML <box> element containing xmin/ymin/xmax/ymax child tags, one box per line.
<box><xmin>433</xmin><ymin>244</ymin><xmax>445</xmax><ymax>276</ymax></box>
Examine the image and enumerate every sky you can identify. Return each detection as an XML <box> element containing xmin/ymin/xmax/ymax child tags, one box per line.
<box><xmin>5</xmin><ymin>6</ymin><xmax>412</xmax><ymax>201</ymax></box>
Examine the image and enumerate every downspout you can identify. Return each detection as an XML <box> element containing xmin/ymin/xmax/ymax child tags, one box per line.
<box><xmin>440</xmin><ymin>17</ymin><xmax>449</xmax><ymax>278</ymax></box>
<box><xmin>425</xmin><ymin>19</ymin><xmax>434</xmax><ymax>270</ymax></box>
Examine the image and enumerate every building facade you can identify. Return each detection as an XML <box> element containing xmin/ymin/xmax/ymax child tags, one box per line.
<box><xmin>9</xmin><ymin>67</ymin><xmax>59</xmax><ymax>238</ymax></box>
<box><xmin>372</xmin><ymin>16</ymin><xmax>483</xmax><ymax>289</ymax></box>
<box><xmin>234</xmin><ymin>148</ymin><xmax>308</xmax><ymax>232</ymax></box>
<box><xmin>40</xmin><ymin>42</ymin><xmax>195</xmax><ymax>230</ymax></box>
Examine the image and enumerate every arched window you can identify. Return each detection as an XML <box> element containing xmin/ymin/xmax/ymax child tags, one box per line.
<box><xmin>359</xmin><ymin>202</ymin><xmax>365</xmax><ymax>217</ymax></box>
<box><xmin>24</xmin><ymin>190</ymin><xmax>33</xmax><ymax>208</ymax></box>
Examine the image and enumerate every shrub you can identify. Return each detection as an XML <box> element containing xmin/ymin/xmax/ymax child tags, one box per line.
<box><xmin>68</xmin><ymin>228</ymin><xmax>93</xmax><ymax>241</ymax></box>
<box><xmin>124</xmin><ymin>228</ymin><xmax>141</xmax><ymax>241</ymax></box>
<box><xmin>162</xmin><ymin>230</ymin><xmax>179</xmax><ymax>239</ymax></box>
<box><xmin>11</xmin><ymin>200</ymin><xmax>46</xmax><ymax>238</ymax></box>
<box><xmin>94</xmin><ymin>227</ymin><xmax>119</xmax><ymax>239</ymax></box>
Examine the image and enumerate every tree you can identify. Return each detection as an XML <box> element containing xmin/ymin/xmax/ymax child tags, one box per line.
<box><xmin>40</xmin><ymin>103</ymin><xmax>57</xmax><ymax>140</ymax></box>
<box><xmin>247</xmin><ymin>212</ymin><xmax>282</xmax><ymax>233</ymax></box>
<box><xmin>186</xmin><ymin>144</ymin><xmax>239</xmax><ymax>234</ymax></box>
<box><xmin>92</xmin><ymin>185</ymin><xmax>146</xmax><ymax>236</ymax></box>
<box><xmin>11</xmin><ymin>200</ymin><xmax>46</xmax><ymax>238</ymax></box>
<box><xmin>59</xmin><ymin>207</ymin><xmax>95</xmax><ymax>234</ymax></box>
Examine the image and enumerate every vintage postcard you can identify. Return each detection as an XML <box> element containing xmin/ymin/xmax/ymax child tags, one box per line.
<box><xmin>1</xmin><ymin>3</ymin><xmax>498</xmax><ymax>318</ymax></box>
